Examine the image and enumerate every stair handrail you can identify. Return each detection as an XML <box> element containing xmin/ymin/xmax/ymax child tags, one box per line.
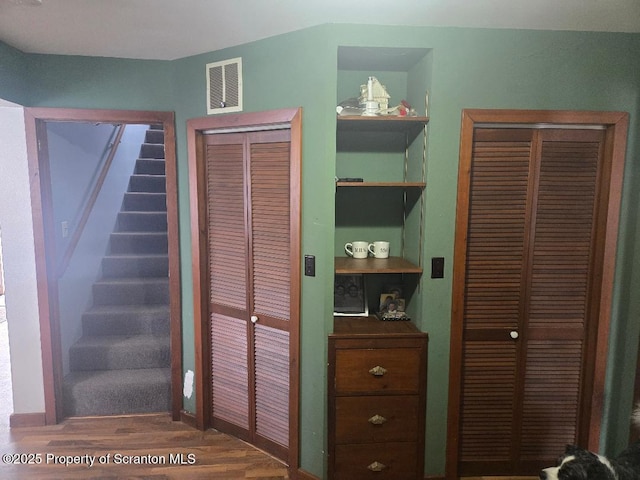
<box><xmin>57</xmin><ymin>123</ymin><xmax>126</xmax><ymax>278</ymax></box>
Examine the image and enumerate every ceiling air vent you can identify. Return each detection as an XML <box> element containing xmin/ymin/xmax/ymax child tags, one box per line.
<box><xmin>206</xmin><ymin>57</ymin><xmax>243</xmax><ymax>115</ymax></box>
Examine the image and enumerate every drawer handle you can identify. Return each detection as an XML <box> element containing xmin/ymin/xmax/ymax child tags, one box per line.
<box><xmin>369</xmin><ymin>365</ymin><xmax>387</xmax><ymax>377</ymax></box>
<box><xmin>367</xmin><ymin>461</ymin><xmax>387</xmax><ymax>472</ymax></box>
<box><xmin>368</xmin><ymin>414</ymin><xmax>387</xmax><ymax>425</ymax></box>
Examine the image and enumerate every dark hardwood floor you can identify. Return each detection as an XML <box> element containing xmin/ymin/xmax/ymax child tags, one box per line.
<box><xmin>0</xmin><ymin>413</ymin><xmax>289</xmax><ymax>479</ymax></box>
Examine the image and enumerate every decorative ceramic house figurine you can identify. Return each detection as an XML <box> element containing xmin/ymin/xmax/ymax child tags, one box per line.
<box><xmin>359</xmin><ymin>76</ymin><xmax>390</xmax><ymax>114</ymax></box>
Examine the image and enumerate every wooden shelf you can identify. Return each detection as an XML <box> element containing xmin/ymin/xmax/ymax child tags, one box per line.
<box><xmin>336</xmin><ymin>181</ymin><xmax>426</xmax><ymax>188</ymax></box>
<box><xmin>337</xmin><ymin>115</ymin><xmax>428</xmax><ymax>143</ymax></box>
<box><xmin>335</xmin><ymin>256</ymin><xmax>422</xmax><ymax>274</ymax></box>
<box><xmin>336</xmin><ymin>116</ymin><xmax>429</xmax><ymax>152</ymax></box>
<box><xmin>337</xmin><ymin>115</ymin><xmax>429</xmax><ymax>130</ymax></box>
<box><xmin>332</xmin><ymin>315</ymin><xmax>425</xmax><ymax>336</ymax></box>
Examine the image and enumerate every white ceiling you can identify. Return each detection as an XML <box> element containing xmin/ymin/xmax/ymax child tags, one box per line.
<box><xmin>1</xmin><ymin>0</ymin><xmax>639</xmax><ymax>61</ymax></box>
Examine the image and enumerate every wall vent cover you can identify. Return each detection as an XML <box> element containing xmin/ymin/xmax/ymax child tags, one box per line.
<box><xmin>206</xmin><ymin>57</ymin><xmax>243</xmax><ymax>115</ymax></box>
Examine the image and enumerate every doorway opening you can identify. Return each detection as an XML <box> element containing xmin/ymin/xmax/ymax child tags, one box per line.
<box><xmin>24</xmin><ymin>108</ymin><xmax>181</xmax><ymax>424</ymax></box>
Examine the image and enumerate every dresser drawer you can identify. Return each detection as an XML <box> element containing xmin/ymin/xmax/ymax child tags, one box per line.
<box><xmin>334</xmin><ymin>347</ymin><xmax>421</xmax><ymax>394</ymax></box>
<box><xmin>334</xmin><ymin>442</ymin><xmax>419</xmax><ymax>480</ymax></box>
<box><xmin>335</xmin><ymin>395</ymin><xmax>419</xmax><ymax>444</ymax></box>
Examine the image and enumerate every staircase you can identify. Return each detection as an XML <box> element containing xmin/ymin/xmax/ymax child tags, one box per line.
<box><xmin>63</xmin><ymin>125</ymin><xmax>171</xmax><ymax>417</ymax></box>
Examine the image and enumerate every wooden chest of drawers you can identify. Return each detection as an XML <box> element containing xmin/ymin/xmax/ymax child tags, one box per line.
<box><xmin>328</xmin><ymin>317</ymin><xmax>428</xmax><ymax>480</ymax></box>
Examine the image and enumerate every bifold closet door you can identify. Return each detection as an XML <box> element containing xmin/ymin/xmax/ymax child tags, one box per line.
<box><xmin>455</xmin><ymin>127</ymin><xmax>607</xmax><ymax>476</ymax></box>
<box><xmin>205</xmin><ymin>129</ymin><xmax>292</xmax><ymax>461</ymax></box>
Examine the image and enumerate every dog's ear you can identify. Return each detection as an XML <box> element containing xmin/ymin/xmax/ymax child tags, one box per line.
<box><xmin>564</xmin><ymin>444</ymin><xmax>593</xmax><ymax>457</ymax></box>
<box><xmin>565</xmin><ymin>444</ymin><xmax>581</xmax><ymax>455</ymax></box>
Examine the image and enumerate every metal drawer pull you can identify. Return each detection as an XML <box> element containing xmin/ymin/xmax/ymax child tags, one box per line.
<box><xmin>367</xmin><ymin>461</ymin><xmax>387</xmax><ymax>472</ymax></box>
<box><xmin>368</xmin><ymin>414</ymin><xmax>387</xmax><ymax>425</ymax></box>
<box><xmin>369</xmin><ymin>365</ymin><xmax>387</xmax><ymax>376</ymax></box>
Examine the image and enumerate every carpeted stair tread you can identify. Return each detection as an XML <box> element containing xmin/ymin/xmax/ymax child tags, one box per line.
<box><xmin>92</xmin><ymin>277</ymin><xmax>169</xmax><ymax>306</ymax></box>
<box><xmin>145</xmin><ymin>129</ymin><xmax>164</xmax><ymax>144</ymax></box>
<box><xmin>101</xmin><ymin>254</ymin><xmax>168</xmax><ymax>278</ymax></box>
<box><xmin>63</xmin><ymin>368</ymin><xmax>171</xmax><ymax>417</ymax></box>
<box><xmin>109</xmin><ymin>231</ymin><xmax>168</xmax><ymax>254</ymax></box>
<box><xmin>134</xmin><ymin>159</ymin><xmax>165</xmax><ymax>176</ymax></box>
<box><xmin>122</xmin><ymin>192</ymin><xmax>167</xmax><ymax>212</ymax></box>
<box><xmin>69</xmin><ymin>334</ymin><xmax>170</xmax><ymax>371</ymax></box>
<box><xmin>128</xmin><ymin>174</ymin><xmax>166</xmax><ymax>193</ymax></box>
<box><xmin>92</xmin><ymin>276</ymin><xmax>169</xmax><ymax>287</ymax></box>
<box><xmin>140</xmin><ymin>143</ymin><xmax>164</xmax><ymax>159</ymax></box>
<box><xmin>117</xmin><ymin>211</ymin><xmax>167</xmax><ymax>232</ymax></box>
<box><xmin>82</xmin><ymin>305</ymin><xmax>169</xmax><ymax>336</ymax></box>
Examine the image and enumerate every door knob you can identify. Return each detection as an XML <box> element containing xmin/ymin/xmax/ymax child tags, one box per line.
<box><xmin>250</xmin><ymin>315</ymin><xmax>259</xmax><ymax>324</ymax></box>
<box><xmin>510</xmin><ymin>330</ymin><xmax>519</xmax><ymax>339</ymax></box>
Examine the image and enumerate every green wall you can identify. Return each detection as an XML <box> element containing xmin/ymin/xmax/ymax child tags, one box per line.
<box><xmin>0</xmin><ymin>24</ymin><xmax>639</xmax><ymax>478</ymax></box>
<box><xmin>25</xmin><ymin>53</ymin><xmax>173</xmax><ymax>110</ymax></box>
<box><xmin>0</xmin><ymin>41</ymin><xmax>28</xmax><ymax>105</ymax></box>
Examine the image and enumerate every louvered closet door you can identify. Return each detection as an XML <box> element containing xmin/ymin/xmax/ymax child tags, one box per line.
<box><xmin>457</xmin><ymin>127</ymin><xmax>605</xmax><ymax>476</ymax></box>
<box><xmin>206</xmin><ymin>133</ymin><xmax>250</xmax><ymax>439</ymax></box>
<box><xmin>248</xmin><ymin>130</ymin><xmax>292</xmax><ymax>459</ymax></box>
<box><xmin>518</xmin><ymin>128</ymin><xmax>603</xmax><ymax>471</ymax></box>
<box><xmin>205</xmin><ymin>129</ymin><xmax>292</xmax><ymax>462</ymax></box>
<box><xmin>459</xmin><ymin>128</ymin><xmax>534</xmax><ymax>475</ymax></box>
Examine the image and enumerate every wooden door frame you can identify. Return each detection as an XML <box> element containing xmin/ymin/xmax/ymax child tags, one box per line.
<box><xmin>24</xmin><ymin>107</ymin><xmax>182</xmax><ymax>424</ymax></box>
<box><xmin>446</xmin><ymin>109</ymin><xmax>629</xmax><ymax>478</ymax></box>
<box><xmin>187</xmin><ymin>108</ymin><xmax>302</xmax><ymax>476</ymax></box>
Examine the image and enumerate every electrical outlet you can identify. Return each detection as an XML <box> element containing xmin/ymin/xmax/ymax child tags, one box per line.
<box><xmin>61</xmin><ymin>221</ymin><xmax>69</xmax><ymax>238</ymax></box>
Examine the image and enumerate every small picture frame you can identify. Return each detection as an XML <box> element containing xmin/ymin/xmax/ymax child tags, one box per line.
<box><xmin>379</xmin><ymin>294</ymin><xmax>406</xmax><ymax>314</ymax></box>
<box><xmin>334</xmin><ymin>274</ymin><xmax>368</xmax><ymax>316</ymax></box>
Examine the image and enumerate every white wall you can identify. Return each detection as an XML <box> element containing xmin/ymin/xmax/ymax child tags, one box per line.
<box><xmin>0</xmin><ymin>100</ymin><xmax>46</xmax><ymax>414</ymax></box>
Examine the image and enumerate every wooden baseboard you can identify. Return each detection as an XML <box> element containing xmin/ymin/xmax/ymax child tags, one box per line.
<box><xmin>425</xmin><ymin>476</ymin><xmax>445</xmax><ymax>480</ymax></box>
<box><xmin>179</xmin><ymin>409</ymin><xmax>197</xmax><ymax>429</ymax></box>
<box><xmin>9</xmin><ymin>412</ymin><xmax>46</xmax><ymax>428</ymax></box>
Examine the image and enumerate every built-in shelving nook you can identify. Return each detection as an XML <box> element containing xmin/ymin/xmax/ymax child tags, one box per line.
<box><xmin>334</xmin><ymin>46</ymin><xmax>432</xmax><ymax>325</ymax></box>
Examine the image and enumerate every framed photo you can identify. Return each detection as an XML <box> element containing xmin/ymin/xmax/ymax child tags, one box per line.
<box><xmin>334</xmin><ymin>274</ymin><xmax>368</xmax><ymax>316</ymax></box>
<box><xmin>379</xmin><ymin>294</ymin><xmax>405</xmax><ymax>313</ymax></box>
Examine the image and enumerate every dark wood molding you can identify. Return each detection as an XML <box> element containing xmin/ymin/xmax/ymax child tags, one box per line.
<box><xmin>179</xmin><ymin>409</ymin><xmax>198</xmax><ymax>429</ymax></box>
<box><xmin>23</xmin><ymin>107</ymin><xmax>181</xmax><ymax>424</ymax></box>
<box><xmin>288</xmin><ymin>107</ymin><xmax>303</xmax><ymax>479</ymax></box>
<box><xmin>187</xmin><ymin>107</ymin><xmax>302</xmax><ymax>473</ymax></box>
<box><xmin>446</xmin><ymin>109</ymin><xmax>629</xmax><ymax>478</ymax></box>
<box><xmin>187</xmin><ymin>125</ymin><xmax>209</xmax><ymax>431</ymax></box>
<box><xmin>24</xmin><ymin>109</ymin><xmax>62</xmax><ymax>425</ymax></box>
<box><xmin>9</xmin><ymin>412</ymin><xmax>47</xmax><ymax>428</ymax></box>
<box><xmin>162</xmin><ymin>114</ymin><xmax>183</xmax><ymax>422</ymax></box>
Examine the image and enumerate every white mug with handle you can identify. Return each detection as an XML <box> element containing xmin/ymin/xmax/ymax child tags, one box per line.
<box><xmin>345</xmin><ymin>241</ymin><xmax>369</xmax><ymax>259</ymax></box>
<box><xmin>368</xmin><ymin>241</ymin><xmax>390</xmax><ymax>259</ymax></box>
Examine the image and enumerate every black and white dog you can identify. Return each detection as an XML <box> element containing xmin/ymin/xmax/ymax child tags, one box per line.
<box><xmin>540</xmin><ymin>410</ymin><xmax>640</xmax><ymax>479</ymax></box>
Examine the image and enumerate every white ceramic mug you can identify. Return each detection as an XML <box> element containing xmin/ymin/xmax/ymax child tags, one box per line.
<box><xmin>345</xmin><ymin>241</ymin><xmax>369</xmax><ymax>259</ymax></box>
<box><xmin>368</xmin><ymin>241</ymin><xmax>390</xmax><ymax>259</ymax></box>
